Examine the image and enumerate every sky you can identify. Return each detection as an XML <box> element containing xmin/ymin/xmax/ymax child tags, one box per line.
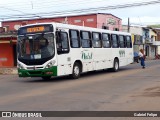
<box><xmin>0</xmin><ymin>0</ymin><xmax>160</xmax><ymax>26</ymax></box>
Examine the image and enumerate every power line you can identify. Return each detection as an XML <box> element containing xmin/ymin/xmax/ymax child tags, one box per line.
<box><xmin>0</xmin><ymin>0</ymin><xmax>106</xmax><ymax>13</ymax></box>
<box><xmin>0</xmin><ymin>0</ymin><xmax>103</xmax><ymax>9</ymax></box>
<box><xmin>0</xmin><ymin>0</ymin><xmax>159</xmax><ymax>14</ymax></box>
<box><xmin>0</xmin><ymin>0</ymin><xmax>160</xmax><ymax>21</ymax></box>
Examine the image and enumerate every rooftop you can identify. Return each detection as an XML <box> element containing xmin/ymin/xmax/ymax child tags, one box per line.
<box><xmin>2</xmin><ymin>13</ymin><xmax>121</xmax><ymax>22</ymax></box>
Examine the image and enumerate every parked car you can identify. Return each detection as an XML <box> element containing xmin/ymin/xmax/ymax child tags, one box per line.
<box><xmin>134</xmin><ymin>52</ymin><xmax>139</xmax><ymax>63</ymax></box>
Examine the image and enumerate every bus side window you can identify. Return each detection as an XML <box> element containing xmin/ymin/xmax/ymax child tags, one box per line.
<box><xmin>56</xmin><ymin>31</ymin><xmax>69</xmax><ymax>54</ymax></box>
<box><xmin>126</xmin><ymin>36</ymin><xmax>132</xmax><ymax>48</ymax></box>
<box><xmin>80</xmin><ymin>31</ymin><xmax>92</xmax><ymax>48</ymax></box>
<box><xmin>102</xmin><ymin>33</ymin><xmax>111</xmax><ymax>48</ymax></box>
<box><xmin>69</xmin><ymin>30</ymin><xmax>80</xmax><ymax>48</ymax></box>
<box><xmin>119</xmin><ymin>35</ymin><xmax>125</xmax><ymax>48</ymax></box>
<box><xmin>92</xmin><ymin>32</ymin><xmax>102</xmax><ymax>48</ymax></box>
<box><xmin>111</xmin><ymin>34</ymin><xmax>119</xmax><ymax>48</ymax></box>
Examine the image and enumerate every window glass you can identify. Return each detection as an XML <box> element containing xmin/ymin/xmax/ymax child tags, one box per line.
<box><xmin>126</xmin><ymin>36</ymin><xmax>132</xmax><ymax>48</ymax></box>
<box><xmin>70</xmin><ymin>30</ymin><xmax>80</xmax><ymax>48</ymax></box>
<box><xmin>60</xmin><ymin>32</ymin><xmax>69</xmax><ymax>49</ymax></box>
<box><xmin>81</xmin><ymin>31</ymin><xmax>92</xmax><ymax>48</ymax></box>
<box><xmin>102</xmin><ymin>33</ymin><xmax>111</xmax><ymax>48</ymax></box>
<box><xmin>71</xmin><ymin>30</ymin><xmax>78</xmax><ymax>39</ymax></box>
<box><xmin>93</xmin><ymin>32</ymin><xmax>100</xmax><ymax>40</ymax></box>
<box><xmin>92</xmin><ymin>32</ymin><xmax>101</xmax><ymax>48</ymax></box>
<box><xmin>112</xmin><ymin>34</ymin><xmax>119</xmax><ymax>48</ymax></box>
<box><xmin>17</xmin><ymin>33</ymin><xmax>54</xmax><ymax>60</ymax></box>
<box><xmin>119</xmin><ymin>35</ymin><xmax>125</xmax><ymax>48</ymax></box>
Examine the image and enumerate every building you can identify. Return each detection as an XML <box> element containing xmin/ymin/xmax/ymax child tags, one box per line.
<box><xmin>153</xmin><ymin>28</ymin><xmax>160</xmax><ymax>54</ymax></box>
<box><xmin>0</xmin><ymin>33</ymin><xmax>17</xmax><ymax>67</ymax></box>
<box><xmin>122</xmin><ymin>25</ymin><xmax>160</xmax><ymax>59</ymax></box>
<box><xmin>0</xmin><ymin>13</ymin><xmax>122</xmax><ymax>67</ymax></box>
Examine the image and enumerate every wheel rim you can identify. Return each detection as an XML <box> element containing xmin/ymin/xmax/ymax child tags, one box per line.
<box><xmin>115</xmin><ymin>61</ymin><xmax>119</xmax><ymax>70</ymax></box>
<box><xmin>74</xmin><ymin>66</ymin><xmax>80</xmax><ymax>76</ymax></box>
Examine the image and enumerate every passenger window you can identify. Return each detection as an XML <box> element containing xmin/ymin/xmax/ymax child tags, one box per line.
<box><xmin>111</xmin><ymin>34</ymin><xmax>119</xmax><ymax>48</ymax></box>
<box><xmin>126</xmin><ymin>36</ymin><xmax>132</xmax><ymax>48</ymax></box>
<box><xmin>80</xmin><ymin>31</ymin><xmax>92</xmax><ymax>48</ymax></box>
<box><xmin>102</xmin><ymin>33</ymin><xmax>111</xmax><ymax>48</ymax></box>
<box><xmin>92</xmin><ymin>32</ymin><xmax>102</xmax><ymax>48</ymax></box>
<box><xmin>119</xmin><ymin>35</ymin><xmax>125</xmax><ymax>48</ymax></box>
<box><xmin>69</xmin><ymin>30</ymin><xmax>80</xmax><ymax>48</ymax></box>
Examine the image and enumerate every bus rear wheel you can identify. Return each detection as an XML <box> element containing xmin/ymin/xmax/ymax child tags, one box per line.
<box><xmin>42</xmin><ymin>76</ymin><xmax>51</xmax><ymax>80</ymax></box>
<box><xmin>71</xmin><ymin>63</ymin><xmax>81</xmax><ymax>79</ymax></box>
<box><xmin>112</xmin><ymin>59</ymin><xmax>119</xmax><ymax>72</ymax></box>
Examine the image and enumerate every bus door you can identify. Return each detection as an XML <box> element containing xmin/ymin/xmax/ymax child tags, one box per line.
<box><xmin>56</xmin><ymin>30</ymin><xmax>72</xmax><ymax>76</ymax></box>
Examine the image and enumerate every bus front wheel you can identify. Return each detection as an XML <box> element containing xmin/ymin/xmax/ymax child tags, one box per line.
<box><xmin>71</xmin><ymin>63</ymin><xmax>81</xmax><ymax>79</ymax></box>
<box><xmin>112</xmin><ymin>59</ymin><xmax>119</xmax><ymax>72</ymax></box>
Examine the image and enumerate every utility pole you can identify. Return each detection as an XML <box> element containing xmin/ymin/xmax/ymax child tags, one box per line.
<box><xmin>127</xmin><ymin>17</ymin><xmax>130</xmax><ymax>33</ymax></box>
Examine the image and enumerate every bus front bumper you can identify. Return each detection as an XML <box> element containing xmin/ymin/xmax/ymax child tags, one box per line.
<box><xmin>18</xmin><ymin>66</ymin><xmax>57</xmax><ymax>77</ymax></box>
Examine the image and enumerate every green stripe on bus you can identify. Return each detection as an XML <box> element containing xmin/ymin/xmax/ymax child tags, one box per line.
<box><xmin>18</xmin><ymin>66</ymin><xmax>57</xmax><ymax>77</ymax></box>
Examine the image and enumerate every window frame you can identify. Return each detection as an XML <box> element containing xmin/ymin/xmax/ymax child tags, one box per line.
<box><xmin>102</xmin><ymin>33</ymin><xmax>111</xmax><ymax>48</ymax></box>
<box><xmin>126</xmin><ymin>36</ymin><xmax>132</xmax><ymax>48</ymax></box>
<box><xmin>69</xmin><ymin>29</ymin><xmax>80</xmax><ymax>48</ymax></box>
<box><xmin>56</xmin><ymin>31</ymin><xmax>70</xmax><ymax>54</ymax></box>
<box><xmin>119</xmin><ymin>35</ymin><xmax>126</xmax><ymax>48</ymax></box>
<box><xmin>80</xmin><ymin>30</ymin><xmax>92</xmax><ymax>48</ymax></box>
<box><xmin>111</xmin><ymin>34</ymin><xmax>119</xmax><ymax>48</ymax></box>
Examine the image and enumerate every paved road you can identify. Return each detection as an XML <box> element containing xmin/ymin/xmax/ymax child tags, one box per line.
<box><xmin>0</xmin><ymin>60</ymin><xmax>160</xmax><ymax>119</ymax></box>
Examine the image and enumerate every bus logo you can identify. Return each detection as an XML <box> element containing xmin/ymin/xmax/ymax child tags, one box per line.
<box><xmin>82</xmin><ymin>51</ymin><xmax>92</xmax><ymax>60</ymax></box>
<box><xmin>119</xmin><ymin>50</ymin><xmax>125</xmax><ymax>57</ymax></box>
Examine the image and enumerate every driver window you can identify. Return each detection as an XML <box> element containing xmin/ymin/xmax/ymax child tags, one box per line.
<box><xmin>56</xmin><ymin>31</ymin><xmax>69</xmax><ymax>54</ymax></box>
<box><xmin>60</xmin><ymin>32</ymin><xmax>69</xmax><ymax>49</ymax></box>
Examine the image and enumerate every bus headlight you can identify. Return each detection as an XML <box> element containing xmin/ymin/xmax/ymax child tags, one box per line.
<box><xmin>17</xmin><ymin>63</ymin><xmax>24</xmax><ymax>69</ymax></box>
<box><xmin>45</xmin><ymin>60</ymin><xmax>56</xmax><ymax>68</ymax></box>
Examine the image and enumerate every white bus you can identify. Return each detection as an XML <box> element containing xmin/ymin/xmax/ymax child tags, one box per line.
<box><xmin>17</xmin><ymin>22</ymin><xmax>133</xmax><ymax>79</ymax></box>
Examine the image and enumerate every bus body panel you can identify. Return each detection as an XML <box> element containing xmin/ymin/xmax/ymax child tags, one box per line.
<box><xmin>93</xmin><ymin>48</ymin><xmax>113</xmax><ymax>70</ymax></box>
<box><xmin>17</xmin><ymin>22</ymin><xmax>133</xmax><ymax>78</ymax></box>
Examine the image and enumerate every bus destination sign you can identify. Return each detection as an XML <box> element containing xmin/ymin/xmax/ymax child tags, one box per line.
<box><xmin>18</xmin><ymin>24</ymin><xmax>53</xmax><ymax>35</ymax></box>
<box><xmin>27</xmin><ymin>26</ymin><xmax>45</xmax><ymax>33</ymax></box>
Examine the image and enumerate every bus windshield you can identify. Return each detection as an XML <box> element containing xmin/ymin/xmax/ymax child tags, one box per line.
<box><xmin>17</xmin><ymin>33</ymin><xmax>54</xmax><ymax>60</ymax></box>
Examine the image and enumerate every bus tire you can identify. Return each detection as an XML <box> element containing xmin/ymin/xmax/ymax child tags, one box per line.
<box><xmin>71</xmin><ymin>63</ymin><xmax>81</xmax><ymax>79</ymax></box>
<box><xmin>42</xmin><ymin>76</ymin><xmax>51</xmax><ymax>80</ymax></box>
<box><xmin>112</xmin><ymin>59</ymin><xmax>119</xmax><ymax>72</ymax></box>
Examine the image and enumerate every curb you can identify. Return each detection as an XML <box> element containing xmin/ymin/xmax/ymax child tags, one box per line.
<box><xmin>0</xmin><ymin>68</ymin><xmax>17</xmax><ymax>75</ymax></box>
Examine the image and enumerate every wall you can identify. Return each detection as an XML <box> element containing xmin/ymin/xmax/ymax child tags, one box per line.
<box><xmin>66</xmin><ymin>15</ymin><xmax>97</xmax><ymax>28</ymax></box>
<box><xmin>0</xmin><ymin>43</ymin><xmax>14</xmax><ymax>67</ymax></box>
<box><xmin>123</xmin><ymin>25</ymin><xmax>143</xmax><ymax>35</ymax></box>
<box><xmin>150</xmin><ymin>46</ymin><xmax>156</xmax><ymax>58</ymax></box>
<box><xmin>2</xmin><ymin>15</ymin><xmax>97</xmax><ymax>31</ymax></box>
<box><xmin>2</xmin><ymin>14</ymin><xmax>121</xmax><ymax>31</ymax></box>
<box><xmin>97</xmin><ymin>14</ymin><xmax>122</xmax><ymax>31</ymax></box>
<box><xmin>150</xmin><ymin>29</ymin><xmax>157</xmax><ymax>41</ymax></box>
<box><xmin>153</xmin><ymin>29</ymin><xmax>160</xmax><ymax>55</ymax></box>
